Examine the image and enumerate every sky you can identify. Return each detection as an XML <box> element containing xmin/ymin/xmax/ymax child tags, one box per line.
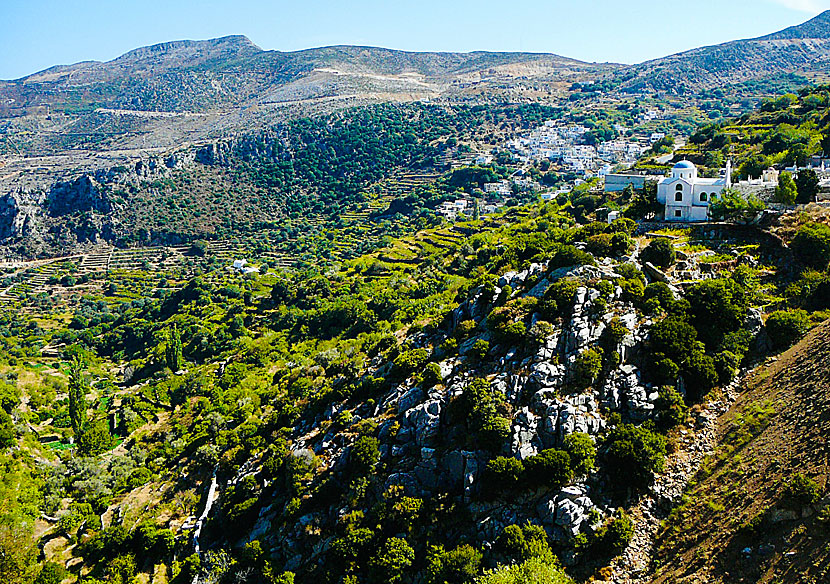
<box><xmin>2</xmin><ymin>0</ymin><xmax>830</xmax><ymax>80</ymax></box>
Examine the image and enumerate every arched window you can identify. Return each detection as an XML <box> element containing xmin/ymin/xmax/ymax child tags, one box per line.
<box><xmin>676</xmin><ymin>184</ymin><xmax>683</xmax><ymax>191</ymax></box>
<box><xmin>675</xmin><ymin>192</ymin><xmax>683</xmax><ymax>202</ymax></box>
<box><xmin>700</xmin><ymin>192</ymin><xmax>708</xmax><ymax>202</ymax></box>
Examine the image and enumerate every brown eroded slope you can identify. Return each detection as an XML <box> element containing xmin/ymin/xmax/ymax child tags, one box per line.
<box><xmin>651</xmin><ymin>320</ymin><xmax>830</xmax><ymax>584</ymax></box>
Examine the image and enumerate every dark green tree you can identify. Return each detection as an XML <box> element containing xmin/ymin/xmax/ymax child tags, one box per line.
<box><xmin>795</xmin><ymin>169</ymin><xmax>819</xmax><ymax>204</ymax></box>
<box><xmin>165</xmin><ymin>324</ymin><xmax>183</xmax><ymax>371</ymax></box>
<box><xmin>68</xmin><ymin>356</ymin><xmax>88</xmax><ymax>438</ymax></box>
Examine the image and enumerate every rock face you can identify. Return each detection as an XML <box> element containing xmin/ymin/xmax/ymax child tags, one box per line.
<box><xmin>47</xmin><ymin>175</ymin><xmax>112</xmax><ymax>217</ymax></box>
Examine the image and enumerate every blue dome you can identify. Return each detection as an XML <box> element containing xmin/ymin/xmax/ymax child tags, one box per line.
<box><xmin>673</xmin><ymin>160</ymin><xmax>696</xmax><ymax>169</ymax></box>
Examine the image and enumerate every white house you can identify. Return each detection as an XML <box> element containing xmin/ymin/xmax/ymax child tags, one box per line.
<box><xmin>657</xmin><ymin>160</ymin><xmax>731</xmax><ymax>222</ymax></box>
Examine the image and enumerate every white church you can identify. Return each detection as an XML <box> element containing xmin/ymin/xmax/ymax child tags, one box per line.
<box><xmin>657</xmin><ymin>160</ymin><xmax>731</xmax><ymax>222</ymax></box>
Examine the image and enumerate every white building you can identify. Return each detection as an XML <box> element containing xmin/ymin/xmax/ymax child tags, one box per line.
<box><xmin>657</xmin><ymin>160</ymin><xmax>731</xmax><ymax>222</ymax></box>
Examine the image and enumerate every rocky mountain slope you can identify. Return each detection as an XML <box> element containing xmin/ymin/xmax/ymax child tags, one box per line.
<box><xmin>621</xmin><ymin>11</ymin><xmax>830</xmax><ymax>93</ymax></box>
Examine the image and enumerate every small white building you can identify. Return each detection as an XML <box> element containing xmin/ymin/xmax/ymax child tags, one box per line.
<box><xmin>657</xmin><ymin>160</ymin><xmax>731</xmax><ymax>222</ymax></box>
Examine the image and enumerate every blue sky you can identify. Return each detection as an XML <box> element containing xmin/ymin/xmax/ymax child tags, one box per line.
<box><xmin>1</xmin><ymin>0</ymin><xmax>830</xmax><ymax>80</ymax></box>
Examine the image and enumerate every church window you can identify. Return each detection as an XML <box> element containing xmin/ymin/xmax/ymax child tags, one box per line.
<box><xmin>675</xmin><ymin>192</ymin><xmax>683</xmax><ymax>202</ymax></box>
<box><xmin>700</xmin><ymin>192</ymin><xmax>708</xmax><ymax>202</ymax></box>
<box><xmin>674</xmin><ymin>210</ymin><xmax>682</xmax><ymax>217</ymax></box>
<box><xmin>676</xmin><ymin>184</ymin><xmax>683</xmax><ymax>191</ymax></box>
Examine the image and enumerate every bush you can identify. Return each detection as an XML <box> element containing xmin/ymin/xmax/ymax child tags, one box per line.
<box><xmin>350</xmin><ymin>436</ymin><xmax>380</xmax><ymax>476</ymax></box>
<box><xmin>604</xmin><ymin>424</ymin><xmax>667</xmax><ymax>490</ymax></box>
<box><xmin>641</xmin><ymin>238</ymin><xmax>676</xmax><ymax>268</ymax></box>
<box><xmin>563</xmin><ymin>433</ymin><xmax>596</xmax><ymax>476</ymax></box>
<box><xmin>783</xmin><ymin>473</ymin><xmax>821</xmax><ymax>508</ymax></box>
<box><xmin>523</xmin><ymin>449</ymin><xmax>572</xmax><ymax>489</ymax></box>
<box><xmin>684</xmin><ymin>351</ymin><xmax>718</xmax><ymax>401</ymax></box>
<box><xmin>686</xmin><ymin>278</ymin><xmax>749</xmax><ymax>349</ymax></box>
<box><xmin>331</xmin><ymin>528</ymin><xmax>375</xmax><ymax>566</ymax></box>
<box><xmin>594</xmin><ymin>511</ymin><xmax>634</xmax><ymax>557</ymax></box>
<box><xmin>713</xmin><ymin>350</ymin><xmax>741</xmax><ymax>384</ymax></box>
<box><xmin>549</xmin><ymin>245</ymin><xmax>596</xmax><ymax>269</ymax></box>
<box><xmin>572</xmin><ymin>349</ymin><xmax>602</xmax><ymax>389</ymax></box>
<box><xmin>34</xmin><ymin>563</ymin><xmax>67</xmax><ymax>584</ymax></box>
<box><xmin>476</xmin><ymin>555</ymin><xmax>572</xmax><ymax>584</ymax></box>
<box><xmin>421</xmin><ymin>362</ymin><xmax>443</xmax><ymax>387</ymax></box>
<box><xmin>791</xmin><ymin>222</ymin><xmax>830</xmax><ymax>270</ymax></box>
<box><xmin>393</xmin><ymin>348</ymin><xmax>430</xmax><ymax>379</ymax></box>
<box><xmin>484</xmin><ymin>457</ymin><xmax>526</xmax><ymax>493</ymax></box>
<box><xmin>471</xmin><ymin>339</ymin><xmax>490</xmax><ymax>360</ymax></box>
<box><xmin>540</xmin><ymin>278</ymin><xmax>580</xmax><ymax>320</ymax></box>
<box><xmin>766</xmin><ymin>310</ymin><xmax>810</xmax><ymax>349</ymax></box>
<box><xmin>425</xmin><ymin>544</ymin><xmax>483</xmax><ymax>584</ymax></box>
<box><xmin>368</xmin><ymin>537</ymin><xmax>415</xmax><ymax>584</ymax></box>
<box><xmin>496</xmin><ymin>523</ymin><xmax>552</xmax><ymax>562</ymax></box>
<box><xmin>655</xmin><ymin>386</ymin><xmax>688</xmax><ymax>430</ymax></box>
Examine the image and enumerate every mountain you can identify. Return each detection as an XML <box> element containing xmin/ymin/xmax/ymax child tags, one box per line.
<box><xmin>0</xmin><ymin>37</ymin><xmax>612</xmax><ymax>118</ymax></box>
<box><xmin>622</xmin><ymin>10</ymin><xmax>830</xmax><ymax>92</ymax></box>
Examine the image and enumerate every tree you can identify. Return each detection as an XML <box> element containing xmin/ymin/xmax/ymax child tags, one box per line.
<box><xmin>0</xmin><ymin>411</ymin><xmax>14</xmax><ymax>449</ymax></box>
<box><xmin>795</xmin><ymin>169</ymin><xmax>819</xmax><ymax>204</ymax></box>
<box><xmin>709</xmin><ymin>188</ymin><xmax>765</xmax><ymax>222</ymax></box>
<box><xmin>640</xmin><ymin>238</ymin><xmax>676</xmax><ymax>268</ymax></box>
<box><xmin>165</xmin><ymin>324</ymin><xmax>184</xmax><ymax>371</ymax></box>
<box><xmin>34</xmin><ymin>562</ymin><xmax>67</xmax><ymax>584</ymax></box>
<box><xmin>68</xmin><ymin>356</ymin><xmax>89</xmax><ymax>438</ymax></box>
<box><xmin>572</xmin><ymin>348</ymin><xmax>602</xmax><ymax>389</ymax></box>
<box><xmin>604</xmin><ymin>423</ymin><xmax>667</xmax><ymax>490</ymax></box>
<box><xmin>791</xmin><ymin>222</ymin><xmax>830</xmax><ymax>270</ymax></box>
<box><xmin>774</xmin><ymin>171</ymin><xmax>798</xmax><ymax>204</ymax></box>
<box><xmin>523</xmin><ymin>449</ymin><xmax>572</xmax><ymax>488</ymax></box>
<box><xmin>563</xmin><ymin>433</ymin><xmax>596</xmax><ymax>475</ymax></box>
<box><xmin>369</xmin><ymin>537</ymin><xmax>414</xmax><ymax>584</ymax></box>
<box><xmin>476</xmin><ymin>555</ymin><xmax>573</xmax><ymax>584</ymax></box>
<box><xmin>686</xmin><ymin>278</ymin><xmax>749</xmax><ymax>349</ymax></box>
<box><xmin>77</xmin><ymin>422</ymin><xmax>114</xmax><ymax>457</ymax></box>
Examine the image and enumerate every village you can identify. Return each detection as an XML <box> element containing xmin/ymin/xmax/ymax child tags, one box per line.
<box><xmin>437</xmin><ymin>109</ymin><xmax>830</xmax><ymax>223</ymax></box>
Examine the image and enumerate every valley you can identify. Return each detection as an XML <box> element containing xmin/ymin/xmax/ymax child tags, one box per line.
<box><xmin>0</xmin><ymin>8</ymin><xmax>830</xmax><ymax>584</ymax></box>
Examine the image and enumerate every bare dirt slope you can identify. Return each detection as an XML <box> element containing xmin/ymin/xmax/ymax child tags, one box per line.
<box><xmin>650</xmin><ymin>320</ymin><xmax>830</xmax><ymax>583</ymax></box>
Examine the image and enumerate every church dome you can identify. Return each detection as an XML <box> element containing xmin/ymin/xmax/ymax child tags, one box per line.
<box><xmin>673</xmin><ymin>160</ymin><xmax>696</xmax><ymax>170</ymax></box>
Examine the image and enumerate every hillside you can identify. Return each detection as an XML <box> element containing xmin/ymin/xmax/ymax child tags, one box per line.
<box><xmin>621</xmin><ymin>11</ymin><xmax>830</xmax><ymax>93</ymax></box>
<box><xmin>651</xmin><ymin>319</ymin><xmax>830</xmax><ymax>584</ymax></box>
<box><xmin>0</xmin><ymin>183</ymin><xmax>827</xmax><ymax>583</ymax></box>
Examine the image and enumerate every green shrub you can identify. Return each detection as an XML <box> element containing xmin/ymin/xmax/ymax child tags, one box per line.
<box><xmin>791</xmin><ymin>222</ymin><xmax>830</xmax><ymax>270</ymax></box>
<box><xmin>496</xmin><ymin>523</ymin><xmax>552</xmax><ymax>562</ymax></box>
<box><xmin>523</xmin><ymin>449</ymin><xmax>572</xmax><ymax>489</ymax></box>
<box><xmin>563</xmin><ymin>433</ymin><xmax>596</xmax><ymax>476</ymax></box>
<box><xmin>594</xmin><ymin>511</ymin><xmax>634</xmax><ymax>557</ymax></box>
<box><xmin>350</xmin><ymin>436</ymin><xmax>380</xmax><ymax>476</ymax></box>
<box><xmin>641</xmin><ymin>238</ymin><xmax>676</xmax><ymax>268</ymax></box>
<box><xmin>766</xmin><ymin>309</ymin><xmax>810</xmax><ymax>349</ymax></box>
<box><xmin>425</xmin><ymin>543</ymin><xmax>483</xmax><ymax>584</ymax></box>
<box><xmin>572</xmin><ymin>348</ymin><xmax>602</xmax><ymax>389</ymax></box>
<box><xmin>783</xmin><ymin>473</ymin><xmax>821</xmax><ymax>508</ymax></box>
<box><xmin>655</xmin><ymin>386</ymin><xmax>688</xmax><ymax>430</ymax></box>
<box><xmin>472</xmin><ymin>339</ymin><xmax>490</xmax><ymax>360</ymax></box>
<box><xmin>393</xmin><ymin>348</ymin><xmax>430</xmax><ymax>379</ymax></box>
<box><xmin>368</xmin><ymin>537</ymin><xmax>414</xmax><ymax>584</ymax></box>
<box><xmin>604</xmin><ymin>424</ymin><xmax>667</xmax><ymax>490</ymax></box>
<box><xmin>484</xmin><ymin>457</ymin><xmax>525</xmax><ymax>493</ymax></box>
<box><xmin>713</xmin><ymin>350</ymin><xmax>741</xmax><ymax>384</ymax></box>
<box><xmin>421</xmin><ymin>362</ymin><xmax>443</xmax><ymax>387</ymax></box>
